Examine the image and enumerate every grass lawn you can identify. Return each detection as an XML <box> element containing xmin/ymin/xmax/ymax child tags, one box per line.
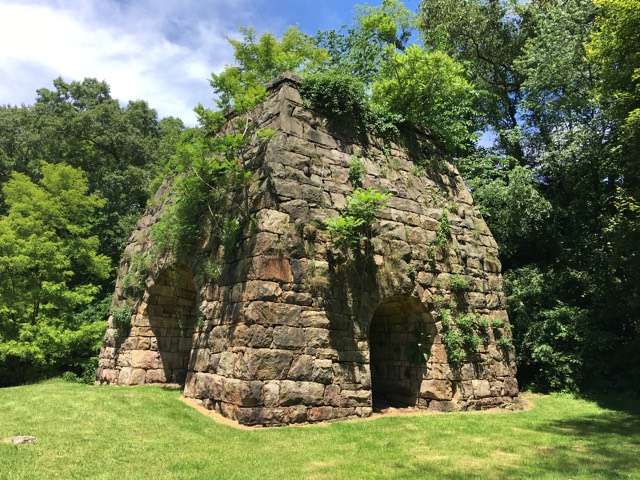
<box><xmin>0</xmin><ymin>380</ymin><xmax>638</xmax><ymax>479</ymax></box>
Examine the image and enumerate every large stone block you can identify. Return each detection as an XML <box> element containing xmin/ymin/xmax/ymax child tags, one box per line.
<box><xmin>273</xmin><ymin>326</ymin><xmax>306</xmax><ymax>349</ymax></box>
<box><xmin>419</xmin><ymin>379</ymin><xmax>453</xmax><ymax>400</ymax></box>
<box><xmin>279</xmin><ymin>381</ymin><xmax>325</xmax><ymax>406</ymax></box>
<box><xmin>256</xmin><ymin>209</ymin><xmax>291</xmax><ymax>235</ymax></box>
<box><xmin>238</xmin><ymin>349</ymin><xmax>293</xmax><ymax>380</ymax></box>
<box><xmin>223</xmin><ymin>379</ymin><xmax>264</xmax><ymax>407</ymax></box>
<box><xmin>472</xmin><ymin>379</ymin><xmax>492</xmax><ymax>398</ymax></box>
<box><xmin>130</xmin><ymin>350</ymin><xmax>160</xmax><ymax>369</ymax></box>
<box><xmin>247</xmin><ymin>256</ymin><xmax>294</xmax><ymax>283</ymax></box>
<box><xmin>288</xmin><ymin>355</ymin><xmax>313</xmax><ymax>381</ymax></box>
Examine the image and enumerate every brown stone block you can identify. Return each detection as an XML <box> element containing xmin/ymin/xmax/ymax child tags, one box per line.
<box><xmin>419</xmin><ymin>379</ymin><xmax>453</xmax><ymax>400</ymax></box>
<box><xmin>483</xmin><ymin>257</ymin><xmax>502</xmax><ymax>273</ymax></box>
<box><xmin>312</xmin><ymin>359</ymin><xmax>334</xmax><ymax>384</ymax></box>
<box><xmin>308</xmin><ymin>406</ymin><xmax>334</xmax><ymax>422</ymax></box>
<box><xmin>271</xmin><ymin>178</ymin><xmax>302</xmax><ymax>201</ymax></box>
<box><xmin>130</xmin><ymin>350</ymin><xmax>160</xmax><ymax>369</ymax></box>
<box><xmin>428</xmin><ymin>362</ymin><xmax>453</xmax><ymax>380</ymax></box>
<box><xmin>229</xmin><ymin>283</ymin><xmax>243</xmax><ymax>303</ymax></box>
<box><xmin>279</xmin><ymin>380</ymin><xmax>325</xmax><ymax>406</ymax></box>
<box><xmin>101</xmin><ymin>347</ymin><xmax>117</xmax><ymax>360</ymax></box>
<box><xmin>178</xmin><ymin>336</ymin><xmax>193</xmax><ymax>352</ymax></box>
<box><xmin>220</xmin><ymin>402</ymin><xmax>239</xmax><ymax>421</ymax></box>
<box><xmin>316</xmin><ymin>348</ymin><xmax>339</xmax><ymax>361</ymax></box>
<box><xmin>288</xmin><ymin>355</ymin><xmax>313</xmax><ymax>381</ymax></box>
<box><xmin>281</xmin><ymin>291</ymin><xmax>314</xmax><ymax>306</ymax></box>
<box><xmin>239</xmin><ymin>349</ymin><xmax>293</xmax><ymax>380</ymax></box>
<box><xmin>299</xmin><ymin>311</ymin><xmax>330</xmax><ymax>328</ymax></box>
<box><xmin>428</xmin><ymin>344</ymin><xmax>448</xmax><ymax>364</ymax></box>
<box><xmin>98</xmin><ymin>358</ymin><xmax>115</xmax><ymax>369</ymax></box>
<box><xmin>332</xmin><ymin>363</ymin><xmax>359</xmax><ymax>383</ymax></box>
<box><xmin>278</xmin><ymin>113</ymin><xmax>305</xmax><ymax>137</ymax></box>
<box><xmin>273</xmin><ymin>326</ymin><xmax>306</xmax><ymax>349</ymax></box>
<box><xmin>304</xmin><ymin>328</ymin><xmax>330</xmax><ymax>348</ymax></box>
<box><xmin>223</xmin><ymin>379</ymin><xmax>264</xmax><ymax>407</ymax></box>
<box><xmin>191</xmin><ymin>348</ymin><xmax>210</xmax><ymax>372</ymax></box>
<box><xmin>243</xmin><ymin>281</ymin><xmax>282</xmax><ymax>302</ymax></box>
<box><xmin>146</xmin><ymin>369</ymin><xmax>167</xmax><ymax>383</ymax></box>
<box><xmin>323</xmin><ymin>384</ymin><xmax>343</xmax><ymax>407</ymax></box>
<box><xmin>131</xmin><ymin>326</ymin><xmax>155</xmax><ymax>337</ymax></box>
<box><xmin>429</xmin><ymin>400</ymin><xmax>458</xmax><ymax>412</ymax></box>
<box><xmin>244</xmin><ymin>302</ymin><xmax>303</xmax><ymax>327</ymax></box>
<box><xmin>306</xmin><ymin>128</ymin><xmax>338</xmax><ymax>149</ymax></box>
<box><xmin>263</xmin><ymin>381</ymin><xmax>280</xmax><ymax>407</ymax></box>
<box><xmin>336</xmin><ymin>350</ymin><xmax>369</xmax><ymax>364</ymax></box>
<box><xmin>151</xmin><ymin>285</ymin><xmax>175</xmax><ymax>298</ymax></box>
<box><xmin>503</xmin><ymin>376</ymin><xmax>519</xmax><ymax>397</ymax></box>
<box><xmin>340</xmin><ymin>389</ymin><xmax>371</xmax><ymax>407</ymax></box>
<box><xmin>245</xmin><ymin>232</ymin><xmax>279</xmax><ymax>257</ymax></box>
<box><xmin>472</xmin><ymin>379</ymin><xmax>491</xmax><ymax>398</ymax></box>
<box><xmin>216</xmin><ymin>351</ymin><xmax>240</xmax><ymax>376</ymax></box>
<box><xmin>355</xmin><ymin>406</ymin><xmax>373</xmax><ymax>418</ymax></box>
<box><xmin>335</xmin><ymin>407</ymin><xmax>356</xmax><ymax>419</ymax></box>
<box><xmin>286</xmin><ymin>405</ymin><xmax>308</xmax><ymax>424</ymax></box>
<box><xmin>118</xmin><ymin>367</ymin><xmax>146</xmax><ymax>385</ymax></box>
<box><xmin>97</xmin><ymin>368</ymin><xmax>116</xmax><ymax>384</ymax></box>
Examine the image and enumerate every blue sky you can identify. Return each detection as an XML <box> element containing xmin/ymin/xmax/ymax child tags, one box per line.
<box><xmin>0</xmin><ymin>0</ymin><xmax>420</xmax><ymax>124</ymax></box>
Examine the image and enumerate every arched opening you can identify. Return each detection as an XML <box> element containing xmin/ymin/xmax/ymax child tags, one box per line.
<box><xmin>369</xmin><ymin>296</ymin><xmax>436</xmax><ymax>410</ymax></box>
<box><xmin>147</xmin><ymin>265</ymin><xmax>198</xmax><ymax>386</ymax></box>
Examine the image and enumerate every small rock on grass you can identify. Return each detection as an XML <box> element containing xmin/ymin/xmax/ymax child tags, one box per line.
<box><xmin>1</xmin><ymin>436</ymin><xmax>37</xmax><ymax>444</ymax></box>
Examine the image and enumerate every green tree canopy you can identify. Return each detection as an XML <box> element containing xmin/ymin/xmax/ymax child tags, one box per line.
<box><xmin>0</xmin><ymin>77</ymin><xmax>185</xmax><ymax>265</ymax></box>
<box><xmin>0</xmin><ymin>162</ymin><xmax>110</xmax><ymax>385</ymax></box>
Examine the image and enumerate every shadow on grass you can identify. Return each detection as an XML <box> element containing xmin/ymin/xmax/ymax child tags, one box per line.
<box><xmin>579</xmin><ymin>392</ymin><xmax>640</xmax><ymax>416</ymax></box>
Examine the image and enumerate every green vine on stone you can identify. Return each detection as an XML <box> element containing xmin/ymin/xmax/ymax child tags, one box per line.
<box><xmin>436</xmin><ymin>207</ymin><xmax>451</xmax><ymax>248</ymax></box>
<box><xmin>408</xmin><ymin>316</ymin><xmax>431</xmax><ymax>365</ymax></box>
<box><xmin>326</xmin><ymin>187</ymin><xmax>391</xmax><ymax>259</ymax></box>
<box><xmin>111</xmin><ymin>304</ymin><xmax>133</xmax><ymax>330</ymax></box>
<box><xmin>349</xmin><ymin>150</ymin><xmax>365</xmax><ymax>189</ymax></box>
<box><xmin>449</xmin><ymin>274</ymin><xmax>470</xmax><ymax>293</ymax></box>
<box><xmin>122</xmin><ymin>252</ymin><xmax>151</xmax><ymax>297</ymax></box>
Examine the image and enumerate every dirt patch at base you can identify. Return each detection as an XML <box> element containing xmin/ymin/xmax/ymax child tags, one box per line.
<box><xmin>180</xmin><ymin>394</ymin><xmax>534</xmax><ymax>430</ymax></box>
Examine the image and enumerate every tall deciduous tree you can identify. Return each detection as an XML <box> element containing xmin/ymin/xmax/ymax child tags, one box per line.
<box><xmin>422</xmin><ymin>0</ymin><xmax>639</xmax><ymax>392</ymax></box>
<box><xmin>419</xmin><ymin>0</ymin><xmax>530</xmax><ymax>162</ymax></box>
<box><xmin>0</xmin><ymin>163</ymin><xmax>110</xmax><ymax>385</ymax></box>
<box><xmin>0</xmin><ymin>78</ymin><xmax>185</xmax><ymax>266</ymax></box>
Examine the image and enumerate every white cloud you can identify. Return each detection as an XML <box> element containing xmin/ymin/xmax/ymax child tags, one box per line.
<box><xmin>0</xmin><ymin>0</ymin><xmax>381</xmax><ymax>123</ymax></box>
<box><xmin>0</xmin><ymin>0</ymin><xmax>264</xmax><ymax>124</ymax></box>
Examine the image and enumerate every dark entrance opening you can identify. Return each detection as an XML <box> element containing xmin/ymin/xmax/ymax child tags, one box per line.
<box><xmin>369</xmin><ymin>296</ymin><xmax>436</xmax><ymax>410</ymax></box>
<box><xmin>147</xmin><ymin>265</ymin><xmax>198</xmax><ymax>386</ymax></box>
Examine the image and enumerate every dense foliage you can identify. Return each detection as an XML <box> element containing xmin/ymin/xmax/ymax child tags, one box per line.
<box><xmin>0</xmin><ymin>0</ymin><xmax>637</xmax><ymax>395</ymax></box>
<box><xmin>0</xmin><ymin>79</ymin><xmax>183</xmax><ymax>384</ymax></box>
<box><xmin>0</xmin><ymin>163</ymin><xmax>110</xmax><ymax>385</ymax></box>
<box><xmin>421</xmin><ymin>0</ymin><xmax>639</xmax><ymax>393</ymax></box>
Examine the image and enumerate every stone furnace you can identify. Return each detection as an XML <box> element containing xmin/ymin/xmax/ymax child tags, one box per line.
<box><xmin>97</xmin><ymin>73</ymin><xmax>519</xmax><ymax>426</ymax></box>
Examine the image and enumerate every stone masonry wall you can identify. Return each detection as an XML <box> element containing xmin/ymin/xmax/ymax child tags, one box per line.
<box><xmin>97</xmin><ymin>73</ymin><xmax>519</xmax><ymax>426</ymax></box>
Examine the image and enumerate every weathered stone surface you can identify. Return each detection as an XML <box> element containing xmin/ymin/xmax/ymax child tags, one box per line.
<box><xmin>2</xmin><ymin>436</ymin><xmax>37</xmax><ymax>445</ymax></box>
<box><xmin>273</xmin><ymin>326</ymin><xmax>306</xmax><ymax>349</ymax></box>
<box><xmin>419</xmin><ymin>379</ymin><xmax>453</xmax><ymax>400</ymax></box>
<box><xmin>472</xmin><ymin>379</ymin><xmax>492</xmax><ymax>398</ymax></box>
<box><xmin>238</xmin><ymin>349</ymin><xmax>293</xmax><ymax>380</ymax></box>
<box><xmin>279</xmin><ymin>381</ymin><xmax>325</xmax><ymax>406</ymax></box>
<box><xmin>256</xmin><ymin>209</ymin><xmax>291</xmax><ymax>235</ymax></box>
<box><xmin>223</xmin><ymin>378</ymin><xmax>264</xmax><ymax>407</ymax></box>
<box><xmin>98</xmin><ymin>71</ymin><xmax>519</xmax><ymax>427</ymax></box>
<box><xmin>248</xmin><ymin>256</ymin><xmax>294</xmax><ymax>283</ymax></box>
<box><xmin>288</xmin><ymin>354</ymin><xmax>314</xmax><ymax>381</ymax></box>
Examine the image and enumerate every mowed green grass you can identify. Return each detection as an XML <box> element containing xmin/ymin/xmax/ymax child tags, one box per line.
<box><xmin>0</xmin><ymin>380</ymin><xmax>638</xmax><ymax>480</ymax></box>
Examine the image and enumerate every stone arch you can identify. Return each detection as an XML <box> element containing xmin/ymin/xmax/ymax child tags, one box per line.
<box><xmin>368</xmin><ymin>295</ymin><xmax>437</xmax><ymax>410</ymax></box>
<box><xmin>145</xmin><ymin>264</ymin><xmax>198</xmax><ymax>386</ymax></box>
